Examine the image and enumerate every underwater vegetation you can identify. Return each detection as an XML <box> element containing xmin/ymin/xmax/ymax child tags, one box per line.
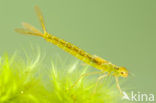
<box><xmin>0</xmin><ymin>53</ymin><xmax>127</xmax><ymax>103</ymax></box>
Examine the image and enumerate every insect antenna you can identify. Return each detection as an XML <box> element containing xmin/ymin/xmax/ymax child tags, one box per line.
<box><xmin>129</xmin><ymin>71</ymin><xmax>135</xmax><ymax>77</ymax></box>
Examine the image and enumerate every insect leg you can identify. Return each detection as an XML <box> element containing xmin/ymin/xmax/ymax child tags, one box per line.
<box><xmin>115</xmin><ymin>76</ymin><xmax>123</xmax><ymax>95</ymax></box>
<box><xmin>70</xmin><ymin>71</ymin><xmax>102</xmax><ymax>89</ymax></box>
<box><xmin>92</xmin><ymin>74</ymin><xmax>108</xmax><ymax>94</ymax></box>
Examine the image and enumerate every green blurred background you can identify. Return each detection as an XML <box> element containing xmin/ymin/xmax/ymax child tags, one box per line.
<box><xmin>0</xmin><ymin>0</ymin><xmax>156</xmax><ymax>96</ymax></box>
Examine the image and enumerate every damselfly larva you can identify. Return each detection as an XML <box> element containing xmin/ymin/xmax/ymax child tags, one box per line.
<box><xmin>15</xmin><ymin>6</ymin><xmax>128</xmax><ymax>95</ymax></box>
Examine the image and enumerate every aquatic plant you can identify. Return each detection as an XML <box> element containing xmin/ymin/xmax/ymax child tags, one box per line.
<box><xmin>0</xmin><ymin>53</ymin><xmax>125</xmax><ymax>103</ymax></box>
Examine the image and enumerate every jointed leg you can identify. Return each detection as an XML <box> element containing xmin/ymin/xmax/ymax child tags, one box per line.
<box><xmin>92</xmin><ymin>74</ymin><xmax>108</xmax><ymax>94</ymax></box>
<box><xmin>115</xmin><ymin>76</ymin><xmax>123</xmax><ymax>95</ymax></box>
<box><xmin>70</xmin><ymin>71</ymin><xmax>102</xmax><ymax>89</ymax></box>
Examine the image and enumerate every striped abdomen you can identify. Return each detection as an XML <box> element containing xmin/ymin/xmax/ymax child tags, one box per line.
<box><xmin>44</xmin><ymin>33</ymin><xmax>110</xmax><ymax>70</ymax></box>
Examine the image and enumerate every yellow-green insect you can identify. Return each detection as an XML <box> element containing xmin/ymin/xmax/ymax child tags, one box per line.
<box><xmin>15</xmin><ymin>6</ymin><xmax>128</xmax><ymax>95</ymax></box>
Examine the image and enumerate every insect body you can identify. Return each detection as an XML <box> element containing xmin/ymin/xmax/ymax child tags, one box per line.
<box><xmin>15</xmin><ymin>6</ymin><xmax>128</xmax><ymax>95</ymax></box>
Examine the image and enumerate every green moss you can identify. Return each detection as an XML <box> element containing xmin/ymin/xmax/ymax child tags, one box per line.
<box><xmin>0</xmin><ymin>54</ymin><xmax>49</xmax><ymax>103</ymax></box>
<box><xmin>0</xmin><ymin>54</ymin><xmax>124</xmax><ymax>103</ymax></box>
<box><xmin>49</xmin><ymin>61</ymin><xmax>122</xmax><ymax>103</ymax></box>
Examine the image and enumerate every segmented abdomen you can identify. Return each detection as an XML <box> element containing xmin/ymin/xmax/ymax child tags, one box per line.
<box><xmin>44</xmin><ymin>34</ymin><xmax>93</xmax><ymax>62</ymax></box>
<box><xmin>44</xmin><ymin>33</ymin><xmax>109</xmax><ymax>70</ymax></box>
